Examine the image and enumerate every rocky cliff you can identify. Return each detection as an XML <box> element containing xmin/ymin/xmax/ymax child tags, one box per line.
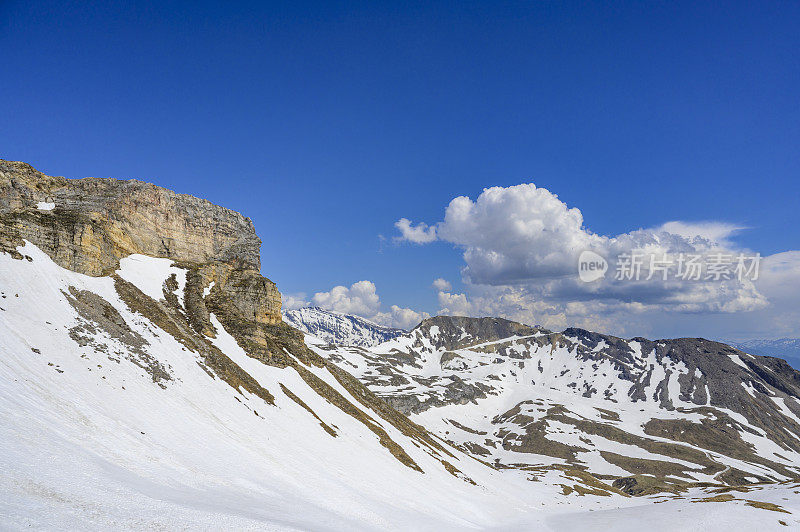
<box><xmin>0</xmin><ymin>159</ymin><xmax>281</xmax><ymax>325</ymax></box>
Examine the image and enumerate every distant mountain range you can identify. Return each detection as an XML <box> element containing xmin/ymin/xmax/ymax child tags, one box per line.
<box><xmin>296</xmin><ymin>311</ymin><xmax>800</xmax><ymax>494</ymax></box>
<box><xmin>282</xmin><ymin>306</ymin><xmax>405</xmax><ymax>347</ymax></box>
<box><xmin>728</xmin><ymin>338</ymin><xmax>800</xmax><ymax>366</ymax></box>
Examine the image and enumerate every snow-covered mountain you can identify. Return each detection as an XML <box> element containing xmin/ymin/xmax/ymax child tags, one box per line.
<box><xmin>730</xmin><ymin>339</ymin><xmax>800</xmax><ymax>367</ymax></box>
<box><xmin>313</xmin><ymin>315</ymin><xmax>800</xmax><ymax>495</ymax></box>
<box><xmin>2</xmin><ymin>160</ymin><xmax>800</xmax><ymax>529</ymax></box>
<box><xmin>283</xmin><ymin>306</ymin><xmax>404</xmax><ymax>347</ymax></box>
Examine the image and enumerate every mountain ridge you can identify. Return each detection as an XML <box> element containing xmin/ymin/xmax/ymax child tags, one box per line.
<box><xmin>305</xmin><ymin>312</ymin><xmax>800</xmax><ymax>492</ymax></box>
<box><xmin>282</xmin><ymin>306</ymin><xmax>404</xmax><ymax>347</ymax></box>
<box><xmin>729</xmin><ymin>338</ymin><xmax>800</xmax><ymax>368</ymax></box>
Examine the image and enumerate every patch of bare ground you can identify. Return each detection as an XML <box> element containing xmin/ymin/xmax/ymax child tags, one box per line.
<box><xmin>114</xmin><ymin>275</ymin><xmax>275</xmax><ymax>405</ymax></box>
<box><xmin>279</xmin><ymin>384</ymin><xmax>337</xmax><ymax>437</ymax></box>
<box><xmin>692</xmin><ymin>494</ymin><xmax>736</xmax><ymax>503</ymax></box>
<box><xmin>744</xmin><ymin>500</ymin><xmax>792</xmax><ymax>513</ymax></box>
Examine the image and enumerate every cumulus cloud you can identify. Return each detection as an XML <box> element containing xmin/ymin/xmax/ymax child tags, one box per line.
<box><xmin>281</xmin><ymin>292</ymin><xmax>309</xmax><ymax>310</ymax></box>
<box><xmin>374</xmin><ymin>305</ymin><xmax>431</xmax><ymax>330</ymax></box>
<box><xmin>435</xmin><ymin>184</ymin><xmax>603</xmax><ymax>283</ymax></box>
<box><xmin>654</xmin><ymin>221</ymin><xmax>745</xmax><ymax>247</ymax></box>
<box><xmin>400</xmin><ymin>182</ymin><xmax>798</xmax><ymax>337</ymax></box>
<box><xmin>312</xmin><ymin>280</ymin><xmax>381</xmax><ymax>317</ymax></box>
<box><xmin>434</xmin><ymin>282</ymin><xmax>770</xmax><ymax>338</ymax></box>
<box><xmin>436</xmin><ymin>286</ymin><xmax>563</xmax><ymax>327</ymax></box>
<box><xmin>308</xmin><ymin>280</ymin><xmax>428</xmax><ymax>330</ymax></box>
<box><xmin>394</xmin><ymin>218</ymin><xmax>437</xmax><ymax>243</ymax></box>
<box><xmin>432</xmin><ymin>278</ymin><xmax>452</xmax><ymax>291</ymax></box>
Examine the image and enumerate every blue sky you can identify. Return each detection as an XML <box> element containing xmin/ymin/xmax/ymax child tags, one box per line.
<box><xmin>2</xmin><ymin>1</ymin><xmax>799</xmax><ymax>343</ymax></box>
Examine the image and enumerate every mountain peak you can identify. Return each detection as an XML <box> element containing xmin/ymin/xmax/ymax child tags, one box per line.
<box><xmin>412</xmin><ymin>314</ymin><xmax>544</xmax><ymax>350</ymax></box>
<box><xmin>1</xmin><ymin>159</ymin><xmax>281</xmax><ymax>327</ymax></box>
<box><xmin>282</xmin><ymin>306</ymin><xmax>404</xmax><ymax>347</ymax></box>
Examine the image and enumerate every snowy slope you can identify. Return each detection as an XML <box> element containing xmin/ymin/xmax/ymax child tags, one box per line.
<box><xmin>283</xmin><ymin>306</ymin><xmax>404</xmax><ymax>347</ymax></box>
<box><xmin>2</xmin><ymin>244</ymin><xmax>799</xmax><ymax>529</ymax></box>
<box><xmin>0</xmin><ymin>243</ymin><xmax>537</xmax><ymax>529</ymax></box>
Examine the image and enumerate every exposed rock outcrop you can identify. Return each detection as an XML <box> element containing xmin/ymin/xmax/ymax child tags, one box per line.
<box><xmin>0</xmin><ymin>159</ymin><xmax>281</xmax><ymax>325</ymax></box>
<box><xmin>413</xmin><ymin>315</ymin><xmax>541</xmax><ymax>351</ymax></box>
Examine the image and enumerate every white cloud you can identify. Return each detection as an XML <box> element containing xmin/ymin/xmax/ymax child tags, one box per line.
<box><xmin>655</xmin><ymin>221</ymin><xmax>745</xmax><ymax>246</ymax></box>
<box><xmin>435</xmin><ymin>184</ymin><xmax>602</xmax><ymax>283</ymax></box>
<box><xmin>432</xmin><ymin>278</ymin><xmax>452</xmax><ymax>291</ymax></box>
<box><xmin>309</xmin><ymin>280</ymin><xmax>428</xmax><ymax>330</ymax></box>
<box><xmin>436</xmin><ymin>286</ymin><xmax>575</xmax><ymax>332</ymax></box>
<box><xmin>398</xmin><ymin>182</ymin><xmax>799</xmax><ymax>338</ymax></box>
<box><xmin>312</xmin><ymin>280</ymin><xmax>381</xmax><ymax>317</ymax></box>
<box><xmin>374</xmin><ymin>305</ymin><xmax>431</xmax><ymax>330</ymax></box>
<box><xmin>758</xmin><ymin>251</ymin><xmax>800</xmax><ymax>301</ymax></box>
<box><xmin>394</xmin><ymin>218</ymin><xmax>437</xmax><ymax>243</ymax></box>
<box><xmin>281</xmin><ymin>292</ymin><xmax>309</xmax><ymax>310</ymax></box>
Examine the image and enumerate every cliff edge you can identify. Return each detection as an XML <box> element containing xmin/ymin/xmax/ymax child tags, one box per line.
<box><xmin>0</xmin><ymin>159</ymin><xmax>281</xmax><ymax>325</ymax></box>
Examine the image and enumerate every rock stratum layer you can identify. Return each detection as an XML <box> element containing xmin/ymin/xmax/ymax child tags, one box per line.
<box><xmin>0</xmin><ymin>159</ymin><xmax>280</xmax><ymax>324</ymax></box>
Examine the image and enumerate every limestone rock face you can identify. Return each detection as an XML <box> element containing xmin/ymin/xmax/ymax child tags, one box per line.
<box><xmin>0</xmin><ymin>159</ymin><xmax>281</xmax><ymax>324</ymax></box>
<box><xmin>0</xmin><ymin>160</ymin><xmax>261</xmax><ymax>273</ymax></box>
